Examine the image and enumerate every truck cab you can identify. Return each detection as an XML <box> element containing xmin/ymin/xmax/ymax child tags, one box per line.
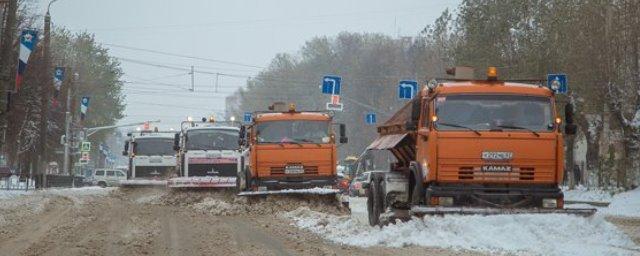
<box><xmin>122</xmin><ymin>131</ymin><xmax>177</xmax><ymax>180</ymax></box>
<box><xmin>366</xmin><ymin>67</ymin><xmax>583</xmax><ymax>225</ymax></box>
<box><xmin>169</xmin><ymin>118</ymin><xmax>240</xmax><ymax>188</ymax></box>
<box><xmin>237</xmin><ymin>103</ymin><xmax>348</xmax><ymax>192</ymax></box>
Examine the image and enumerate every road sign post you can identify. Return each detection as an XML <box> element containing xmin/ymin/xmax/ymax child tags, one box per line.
<box><xmin>365</xmin><ymin>112</ymin><xmax>377</xmax><ymax>125</ymax></box>
<box><xmin>398</xmin><ymin>80</ymin><xmax>418</xmax><ymax>100</ymax></box>
<box><xmin>322</xmin><ymin>75</ymin><xmax>341</xmax><ymax>95</ymax></box>
<box><xmin>547</xmin><ymin>74</ymin><xmax>568</xmax><ymax>94</ymax></box>
<box><xmin>243</xmin><ymin>112</ymin><xmax>252</xmax><ymax>123</ymax></box>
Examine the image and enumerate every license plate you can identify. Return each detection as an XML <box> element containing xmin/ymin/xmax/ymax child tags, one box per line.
<box><xmin>481</xmin><ymin>165</ymin><xmax>512</xmax><ymax>172</ymax></box>
<box><xmin>284</xmin><ymin>165</ymin><xmax>305</xmax><ymax>174</ymax></box>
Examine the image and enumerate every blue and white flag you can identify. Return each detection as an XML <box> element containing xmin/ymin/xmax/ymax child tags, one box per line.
<box><xmin>54</xmin><ymin>67</ymin><xmax>65</xmax><ymax>92</ymax></box>
<box><xmin>80</xmin><ymin>96</ymin><xmax>90</xmax><ymax>120</ymax></box>
<box><xmin>15</xmin><ymin>29</ymin><xmax>39</xmax><ymax>91</ymax></box>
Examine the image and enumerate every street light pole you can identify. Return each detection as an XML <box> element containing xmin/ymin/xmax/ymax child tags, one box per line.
<box><xmin>38</xmin><ymin>0</ymin><xmax>58</xmax><ymax>177</ymax></box>
<box><xmin>62</xmin><ymin>72</ymin><xmax>76</xmax><ymax>176</ymax></box>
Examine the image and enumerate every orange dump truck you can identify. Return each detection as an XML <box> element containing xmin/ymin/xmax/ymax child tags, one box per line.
<box><xmin>365</xmin><ymin>68</ymin><xmax>595</xmax><ymax>226</ymax></box>
<box><xmin>236</xmin><ymin>103</ymin><xmax>348</xmax><ymax>195</ymax></box>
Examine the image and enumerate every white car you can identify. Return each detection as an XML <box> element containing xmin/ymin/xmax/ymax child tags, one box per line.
<box><xmin>92</xmin><ymin>169</ymin><xmax>127</xmax><ymax>187</ymax></box>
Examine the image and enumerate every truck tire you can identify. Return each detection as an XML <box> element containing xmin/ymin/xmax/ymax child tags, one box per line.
<box><xmin>367</xmin><ymin>178</ymin><xmax>384</xmax><ymax>226</ymax></box>
<box><xmin>98</xmin><ymin>181</ymin><xmax>107</xmax><ymax>188</ymax></box>
<box><xmin>236</xmin><ymin>167</ymin><xmax>248</xmax><ymax>192</ymax></box>
<box><xmin>411</xmin><ymin>174</ymin><xmax>425</xmax><ymax>205</ymax></box>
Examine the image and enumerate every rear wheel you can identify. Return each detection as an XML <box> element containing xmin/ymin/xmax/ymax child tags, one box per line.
<box><xmin>97</xmin><ymin>181</ymin><xmax>107</xmax><ymax>188</ymax></box>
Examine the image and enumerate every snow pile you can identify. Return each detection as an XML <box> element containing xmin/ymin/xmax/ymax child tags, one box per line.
<box><xmin>41</xmin><ymin>187</ymin><xmax>116</xmax><ymax>205</ymax></box>
<box><xmin>191</xmin><ymin>197</ymin><xmax>244</xmax><ymax>216</ymax></box>
<box><xmin>601</xmin><ymin>188</ymin><xmax>640</xmax><ymax>218</ymax></box>
<box><xmin>285</xmin><ymin>207</ymin><xmax>638</xmax><ymax>256</ymax></box>
<box><xmin>563</xmin><ymin>186</ymin><xmax>615</xmax><ymax>202</ymax></box>
<box><xmin>134</xmin><ymin>192</ymin><xmax>166</xmax><ymax>205</ymax></box>
<box><xmin>0</xmin><ymin>189</ymin><xmax>34</xmax><ymax>200</ymax></box>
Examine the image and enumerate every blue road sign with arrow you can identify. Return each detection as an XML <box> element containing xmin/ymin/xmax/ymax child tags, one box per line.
<box><xmin>243</xmin><ymin>112</ymin><xmax>252</xmax><ymax>123</ymax></box>
<box><xmin>322</xmin><ymin>75</ymin><xmax>341</xmax><ymax>95</ymax></box>
<box><xmin>398</xmin><ymin>80</ymin><xmax>418</xmax><ymax>99</ymax></box>
<box><xmin>547</xmin><ymin>74</ymin><xmax>568</xmax><ymax>94</ymax></box>
<box><xmin>365</xmin><ymin>112</ymin><xmax>377</xmax><ymax>125</ymax></box>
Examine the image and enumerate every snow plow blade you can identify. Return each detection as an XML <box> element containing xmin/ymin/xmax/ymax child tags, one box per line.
<box><xmin>167</xmin><ymin>177</ymin><xmax>236</xmax><ymax>189</ymax></box>
<box><xmin>119</xmin><ymin>180</ymin><xmax>167</xmax><ymax>187</ymax></box>
<box><xmin>410</xmin><ymin>206</ymin><xmax>597</xmax><ymax>217</ymax></box>
<box><xmin>237</xmin><ymin>188</ymin><xmax>340</xmax><ymax>196</ymax></box>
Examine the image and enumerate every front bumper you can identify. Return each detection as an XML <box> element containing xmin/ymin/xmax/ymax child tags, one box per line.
<box><xmin>253</xmin><ymin>175</ymin><xmax>337</xmax><ymax>190</ymax></box>
<box><xmin>427</xmin><ymin>183</ymin><xmax>563</xmax><ymax>208</ymax></box>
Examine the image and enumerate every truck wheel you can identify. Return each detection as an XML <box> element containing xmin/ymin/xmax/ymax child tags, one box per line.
<box><xmin>98</xmin><ymin>181</ymin><xmax>107</xmax><ymax>188</ymax></box>
<box><xmin>367</xmin><ymin>178</ymin><xmax>384</xmax><ymax>226</ymax></box>
<box><xmin>411</xmin><ymin>179</ymin><xmax>425</xmax><ymax>205</ymax></box>
<box><xmin>236</xmin><ymin>169</ymin><xmax>247</xmax><ymax>192</ymax></box>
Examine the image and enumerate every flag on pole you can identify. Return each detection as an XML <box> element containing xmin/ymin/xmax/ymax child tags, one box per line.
<box><xmin>15</xmin><ymin>29</ymin><xmax>39</xmax><ymax>91</ymax></box>
<box><xmin>52</xmin><ymin>67</ymin><xmax>65</xmax><ymax>107</ymax></box>
<box><xmin>80</xmin><ymin>96</ymin><xmax>90</xmax><ymax>120</ymax></box>
<box><xmin>53</xmin><ymin>67</ymin><xmax>65</xmax><ymax>96</ymax></box>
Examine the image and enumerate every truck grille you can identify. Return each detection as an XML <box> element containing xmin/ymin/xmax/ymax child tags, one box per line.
<box><xmin>270</xmin><ymin>166</ymin><xmax>319</xmax><ymax>175</ymax></box>
<box><xmin>134</xmin><ymin>166</ymin><xmax>173</xmax><ymax>178</ymax></box>
<box><xmin>458</xmin><ymin>167</ymin><xmax>536</xmax><ymax>181</ymax></box>
<box><xmin>187</xmin><ymin>163</ymin><xmax>236</xmax><ymax>177</ymax></box>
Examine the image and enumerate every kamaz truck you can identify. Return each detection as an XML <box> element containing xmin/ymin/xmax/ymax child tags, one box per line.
<box><xmin>167</xmin><ymin>118</ymin><xmax>240</xmax><ymax>188</ymax></box>
<box><xmin>364</xmin><ymin>67</ymin><xmax>595</xmax><ymax>226</ymax></box>
<box><xmin>236</xmin><ymin>103</ymin><xmax>348</xmax><ymax>196</ymax></box>
<box><xmin>121</xmin><ymin>130</ymin><xmax>176</xmax><ymax>187</ymax></box>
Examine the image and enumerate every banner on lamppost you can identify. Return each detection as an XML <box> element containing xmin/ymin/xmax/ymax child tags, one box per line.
<box><xmin>80</xmin><ymin>96</ymin><xmax>90</xmax><ymax>120</ymax></box>
<box><xmin>53</xmin><ymin>67</ymin><xmax>65</xmax><ymax>96</ymax></box>
<box><xmin>15</xmin><ymin>29</ymin><xmax>39</xmax><ymax>91</ymax></box>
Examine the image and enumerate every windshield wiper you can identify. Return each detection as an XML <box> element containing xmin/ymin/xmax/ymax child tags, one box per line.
<box><xmin>295</xmin><ymin>138</ymin><xmax>322</xmax><ymax>147</ymax></box>
<box><xmin>437</xmin><ymin>122</ymin><xmax>481</xmax><ymax>136</ymax></box>
<box><xmin>281</xmin><ymin>141</ymin><xmax>303</xmax><ymax>147</ymax></box>
<box><xmin>496</xmin><ymin>125</ymin><xmax>540</xmax><ymax>137</ymax></box>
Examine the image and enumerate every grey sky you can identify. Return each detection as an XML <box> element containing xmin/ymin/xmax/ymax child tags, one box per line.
<box><xmin>36</xmin><ymin>0</ymin><xmax>460</xmax><ymax>130</ymax></box>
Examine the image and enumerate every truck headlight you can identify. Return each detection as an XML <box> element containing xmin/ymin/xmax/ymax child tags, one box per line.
<box><xmin>542</xmin><ymin>198</ymin><xmax>557</xmax><ymax>208</ymax></box>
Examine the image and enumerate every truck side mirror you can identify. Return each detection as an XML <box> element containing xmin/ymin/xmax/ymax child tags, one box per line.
<box><xmin>405</xmin><ymin>98</ymin><xmax>421</xmax><ymax>131</ymax></box>
<box><xmin>173</xmin><ymin>133</ymin><xmax>180</xmax><ymax>151</ymax></box>
<box><xmin>122</xmin><ymin>143</ymin><xmax>129</xmax><ymax>156</ymax></box>
<box><xmin>339</xmin><ymin>124</ymin><xmax>348</xmax><ymax>144</ymax></box>
<box><xmin>564</xmin><ymin>103</ymin><xmax>577</xmax><ymax>135</ymax></box>
<box><xmin>238</xmin><ymin>126</ymin><xmax>246</xmax><ymax>146</ymax></box>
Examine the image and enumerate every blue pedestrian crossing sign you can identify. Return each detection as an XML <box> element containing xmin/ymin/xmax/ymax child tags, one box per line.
<box><xmin>547</xmin><ymin>74</ymin><xmax>568</xmax><ymax>94</ymax></box>
<box><xmin>398</xmin><ymin>80</ymin><xmax>418</xmax><ymax>99</ymax></box>
<box><xmin>365</xmin><ymin>112</ymin><xmax>377</xmax><ymax>125</ymax></box>
<box><xmin>243</xmin><ymin>112</ymin><xmax>252</xmax><ymax>123</ymax></box>
<box><xmin>322</xmin><ymin>75</ymin><xmax>341</xmax><ymax>95</ymax></box>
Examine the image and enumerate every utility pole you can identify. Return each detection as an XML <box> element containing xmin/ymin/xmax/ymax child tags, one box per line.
<box><xmin>0</xmin><ymin>0</ymin><xmax>17</xmax><ymax>153</ymax></box>
<box><xmin>189</xmin><ymin>65</ymin><xmax>194</xmax><ymax>91</ymax></box>
<box><xmin>62</xmin><ymin>72</ymin><xmax>76</xmax><ymax>175</ymax></box>
<box><xmin>38</xmin><ymin>1</ymin><xmax>55</xmax><ymax>175</ymax></box>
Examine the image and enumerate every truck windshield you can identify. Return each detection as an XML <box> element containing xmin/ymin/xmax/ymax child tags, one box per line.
<box><xmin>435</xmin><ymin>95</ymin><xmax>554</xmax><ymax>132</ymax></box>
<box><xmin>186</xmin><ymin>129</ymin><xmax>239</xmax><ymax>150</ymax></box>
<box><xmin>256</xmin><ymin>120</ymin><xmax>330</xmax><ymax>144</ymax></box>
<box><xmin>133</xmin><ymin>138</ymin><xmax>174</xmax><ymax>156</ymax></box>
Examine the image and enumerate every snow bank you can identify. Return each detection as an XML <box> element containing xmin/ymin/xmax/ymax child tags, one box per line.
<box><xmin>120</xmin><ymin>180</ymin><xmax>167</xmax><ymax>186</ymax></box>
<box><xmin>601</xmin><ymin>188</ymin><xmax>640</xmax><ymax>218</ymax></box>
<box><xmin>563</xmin><ymin>186</ymin><xmax>615</xmax><ymax>202</ymax></box>
<box><xmin>285</xmin><ymin>208</ymin><xmax>638</xmax><ymax>256</ymax></box>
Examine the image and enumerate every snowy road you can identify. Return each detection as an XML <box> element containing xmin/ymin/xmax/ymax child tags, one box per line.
<box><xmin>0</xmin><ymin>188</ymin><xmax>479</xmax><ymax>256</ymax></box>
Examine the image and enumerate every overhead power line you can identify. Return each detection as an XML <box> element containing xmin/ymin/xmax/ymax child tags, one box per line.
<box><xmin>105</xmin><ymin>43</ymin><xmax>266</xmax><ymax>69</ymax></box>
